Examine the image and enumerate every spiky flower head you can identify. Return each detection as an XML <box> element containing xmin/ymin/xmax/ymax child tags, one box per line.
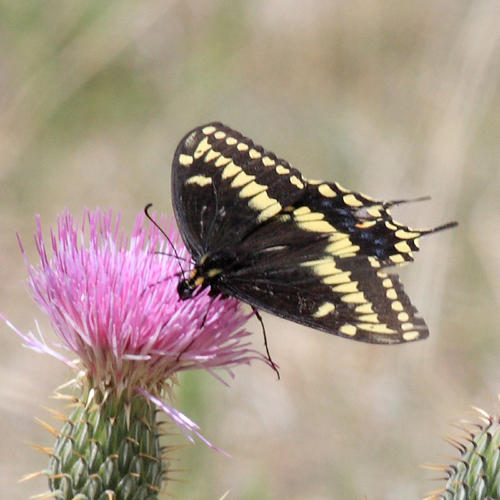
<box><xmin>424</xmin><ymin>405</ymin><xmax>500</xmax><ymax>500</ymax></box>
<box><xmin>4</xmin><ymin>208</ymin><xmax>267</xmax><ymax>498</ymax></box>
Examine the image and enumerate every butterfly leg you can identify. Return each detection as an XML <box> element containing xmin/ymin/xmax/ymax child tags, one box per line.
<box><xmin>175</xmin><ymin>337</ymin><xmax>196</xmax><ymax>363</ymax></box>
<box><xmin>200</xmin><ymin>295</ymin><xmax>216</xmax><ymax>328</ymax></box>
<box><xmin>252</xmin><ymin>307</ymin><xmax>280</xmax><ymax>380</ymax></box>
<box><xmin>174</xmin><ymin>295</ymin><xmax>217</xmax><ymax>363</ymax></box>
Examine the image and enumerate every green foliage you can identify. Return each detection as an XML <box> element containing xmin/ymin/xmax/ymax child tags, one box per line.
<box><xmin>425</xmin><ymin>410</ymin><xmax>500</xmax><ymax>500</ymax></box>
<box><xmin>47</xmin><ymin>390</ymin><xmax>164</xmax><ymax>500</ymax></box>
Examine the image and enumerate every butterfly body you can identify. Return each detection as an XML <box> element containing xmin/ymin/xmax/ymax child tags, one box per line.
<box><xmin>176</xmin><ymin>250</ymin><xmax>233</xmax><ymax>299</ymax></box>
<box><xmin>172</xmin><ymin>123</ymin><xmax>456</xmax><ymax>344</ymax></box>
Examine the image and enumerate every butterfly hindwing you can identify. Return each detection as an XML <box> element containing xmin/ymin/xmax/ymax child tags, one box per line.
<box><xmin>300</xmin><ymin>181</ymin><xmax>424</xmax><ymax>266</ymax></box>
<box><xmin>221</xmin><ymin>210</ymin><xmax>427</xmax><ymax>343</ymax></box>
<box><xmin>171</xmin><ymin>122</ymin><xmax>456</xmax><ymax>344</ymax></box>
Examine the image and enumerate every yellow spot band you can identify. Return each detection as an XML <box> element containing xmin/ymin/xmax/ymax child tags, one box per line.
<box><xmin>202</xmin><ymin>125</ymin><xmax>216</xmax><ymax>135</ymax></box>
<box><xmin>186</xmin><ymin>175</ymin><xmax>212</xmax><ymax>186</ymax></box>
<box><xmin>340</xmin><ymin>324</ymin><xmax>357</xmax><ymax>336</ymax></box>
<box><xmin>318</xmin><ymin>184</ymin><xmax>337</xmax><ymax>198</ymax></box>
<box><xmin>179</xmin><ymin>154</ymin><xmax>193</xmax><ymax>166</ymax></box>
<box><xmin>313</xmin><ymin>302</ymin><xmax>336</xmax><ymax>318</ymax></box>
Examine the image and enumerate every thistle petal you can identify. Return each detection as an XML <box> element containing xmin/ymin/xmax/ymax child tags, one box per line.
<box><xmin>4</xmin><ymin>208</ymin><xmax>267</xmax><ymax>449</ymax></box>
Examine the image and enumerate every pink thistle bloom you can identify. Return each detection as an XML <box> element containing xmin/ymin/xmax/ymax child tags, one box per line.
<box><xmin>4</xmin><ymin>208</ymin><xmax>267</xmax><ymax>449</ymax></box>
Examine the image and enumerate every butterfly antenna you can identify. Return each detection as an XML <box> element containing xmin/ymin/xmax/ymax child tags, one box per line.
<box><xmin>144</xmin><ymin>203</ymin><xmax>186</xmax><ymax>277</ymax></box>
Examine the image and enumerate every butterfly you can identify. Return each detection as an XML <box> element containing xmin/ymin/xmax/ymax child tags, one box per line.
<box><xmin>171</xmin><ymin>122</ymin><xmax>456</xmax><ymax>345</ymax></box>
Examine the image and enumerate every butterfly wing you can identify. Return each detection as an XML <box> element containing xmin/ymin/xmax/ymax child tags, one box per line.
<box><xmin>171</xmin><ymin>123</ymin><xmax>307</xmax><ymax>258</ymax></box>
<box><xmin>171</xmin><ymin>122</ymin><xmax>454</xmax><ymax>343</ymax></box>
<box><xmin>298</xmin><ymin>181</ymin><xmax>426</xmax><ymax>267</ymax></box>
<box><xmin>220</xmin><ymin>212</ymin><xmax>428</xmax><ymax>343</ymax></box>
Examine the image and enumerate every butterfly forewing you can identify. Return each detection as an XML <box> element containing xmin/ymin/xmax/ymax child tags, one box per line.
<box><xmin>172</xmin><ymin>123</ymin><xmax>306</xmax><ymax>258</ymax></box>
<box><xmin>171</xmin><ymin>122</ymin><xmax>455</xmax><ymax>344</ymax></box>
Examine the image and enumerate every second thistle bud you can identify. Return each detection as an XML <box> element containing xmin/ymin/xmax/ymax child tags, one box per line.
<box><xmin>425</xmin><ymin>408</ymin><xmax>500</xmax><ymax>500</ymax></box>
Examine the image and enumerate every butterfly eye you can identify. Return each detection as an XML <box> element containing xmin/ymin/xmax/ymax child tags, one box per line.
<box><xmin>177</xmin><ymin>279</ymin><xmax>194</xmax><ymax>300</ymax></box>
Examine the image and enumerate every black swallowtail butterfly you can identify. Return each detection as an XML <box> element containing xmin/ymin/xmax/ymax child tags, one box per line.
<box><xmin>171</xmin><ymin>122</ymin><xmax>456</xmax><ymax>345</ymax></box>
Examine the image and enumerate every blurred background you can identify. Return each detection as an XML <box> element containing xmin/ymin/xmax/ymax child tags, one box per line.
<box><xmin>1</xmin><ymin>1</ymin><xmax>498</xmax><ymax>499</ymax></box>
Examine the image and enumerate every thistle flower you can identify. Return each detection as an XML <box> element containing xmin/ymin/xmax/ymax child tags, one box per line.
<box><xmin>423</xmin><ymin>404</ymin><xmax>500</xmax><ymax>500</ymax></box>
<box><xmin>3</xmin><ymin>208</ymin><xmax>267</xmax><ymax>498</ymax></box>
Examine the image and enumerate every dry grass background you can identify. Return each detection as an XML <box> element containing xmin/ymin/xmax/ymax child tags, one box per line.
<box><xmin>0</xmin><ymin>1</ymin><xmax>498</xmax><ymax>499</ymax></box>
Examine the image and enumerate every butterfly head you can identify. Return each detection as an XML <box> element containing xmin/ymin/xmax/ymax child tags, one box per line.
<box><xmin>177</xmin><ymin>275</ymin><xmax>199</xmax><ymax>300</ymax></box>
<box><xmin>177</xmin><ymin>253</ymin><xmax>225</xmax><ymax>300</ymax></box>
